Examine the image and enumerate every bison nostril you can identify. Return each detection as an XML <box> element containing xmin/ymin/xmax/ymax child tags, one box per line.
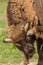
<box><xmin>29</xmin><ymin>49</ymin><xmax>34</xmax><ymax>53</ymax></box>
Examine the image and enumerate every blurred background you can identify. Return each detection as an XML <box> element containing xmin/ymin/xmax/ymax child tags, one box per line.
<box><xmin>0</xmin><ymin>0</ymin><xmax>38</xmax><ymax>65</ymax></box>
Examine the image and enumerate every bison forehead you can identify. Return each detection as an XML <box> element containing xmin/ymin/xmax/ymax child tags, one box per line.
<box><xmin>33</xmin><ymin>0</ymin><xmax>43</xmax><ymax>25</ymax></box>
<box><xmin>7</xmin><ymin>0</ymin><xmax>36</xmax><ymax>25</ymax></box>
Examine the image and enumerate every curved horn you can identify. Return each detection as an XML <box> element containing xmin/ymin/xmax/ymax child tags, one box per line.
<box><xmin>24</xmin><ymin>23</ymin><xmax>29</xmax><ymax>32</ymax></box>
<box><xmin>3</xmin><ymin>38</ymin><xmax>13</xmax><ymax>43</ymax></box>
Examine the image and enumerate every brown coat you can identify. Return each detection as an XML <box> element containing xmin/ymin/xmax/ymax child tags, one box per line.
<box><xmin>7</xmin><ymin>0</ymin><xmax>36</xmax><ymax>39</ymax></box>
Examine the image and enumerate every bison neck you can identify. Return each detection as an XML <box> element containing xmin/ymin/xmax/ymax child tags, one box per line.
<box><xmin>34</xmin><ymin>0</ymin><xmax>43</xmax><ymax>25</ymax></box>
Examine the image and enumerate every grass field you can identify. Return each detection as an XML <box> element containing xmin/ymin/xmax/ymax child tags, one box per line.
<box><xmin>0</xmin><ymin>1</ymin><xmax>38</xmax><ymax>64</ymax></box>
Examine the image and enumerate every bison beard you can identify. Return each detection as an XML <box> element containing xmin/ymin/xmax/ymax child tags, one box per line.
<box><xmin>3</xmin><ymin>0</ymin><xmax>43</xmax><ymax>65</ymax></box>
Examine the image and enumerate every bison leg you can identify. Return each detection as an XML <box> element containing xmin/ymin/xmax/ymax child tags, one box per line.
<box><xmin>20</xmin><ymin>54</ymin><xmax>29</xmax><ymax>65</ymax></box>
<box><xmin>37</xmin><ymin>38</ymin><xmax>43</xmax><ymax>65</ymax></box>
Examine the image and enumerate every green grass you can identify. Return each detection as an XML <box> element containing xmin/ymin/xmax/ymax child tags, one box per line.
<box><xmin>0</xmin><ymin>19</ymin><xmax>6</xmax><ymax>28</ymax></box>
<box><xmin>0</xmin><ymin>30</ymin><xmax>24</xmax><ymax>63</ymax></box>
<box><xmin>0</xmin><ymin>1</ymin><xmax>7</xmax><ymax>16</ymax></box>
<box><xmin>0</xmin><ymin>1</ymin><xmax>38</xmax><ymax>64</ymax></box>
<box><xmin>0</xmin><ymin>1</ymin><xmax>24</xmax><ymax>64</ymax></box>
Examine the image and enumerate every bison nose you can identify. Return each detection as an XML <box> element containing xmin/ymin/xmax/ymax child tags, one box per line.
<box><xmin>3</xmin><ymin>38</ymin><xmax>13</xmax><ymax>43</ymax></box>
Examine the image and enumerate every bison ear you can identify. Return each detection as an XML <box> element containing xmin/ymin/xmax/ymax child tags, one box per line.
<box><xmin>24</xmin><ymin>23</ymin><xmax>29</xmax><ymax>32</ymax></box>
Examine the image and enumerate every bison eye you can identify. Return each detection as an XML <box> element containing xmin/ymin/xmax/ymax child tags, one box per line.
<box><xmin>22</xmin><ymin>8</ymin><xmax>24</xmax><ymax>11</ymax></box>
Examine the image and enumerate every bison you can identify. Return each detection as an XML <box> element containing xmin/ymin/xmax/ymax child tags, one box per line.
<box><xmin>3</xmin><ymin>0</ymin><xmax>43</xmax><ymax>65</ymax></box>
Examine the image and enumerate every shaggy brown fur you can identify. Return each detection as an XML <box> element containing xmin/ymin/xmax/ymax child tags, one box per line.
<box><xmin>3</xmin><ymin>0</ymin><xmax>36</xmax><ymax>65</ymax></box>
<box><xmin>3</xmin><ymin>0</ymin><xmax>43</xmax><ymax>65</ymax></box>
<box><xmin>7</xmin><ymin>0</ymin><xmax>37</xmax><ymax>40</ymax></box>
